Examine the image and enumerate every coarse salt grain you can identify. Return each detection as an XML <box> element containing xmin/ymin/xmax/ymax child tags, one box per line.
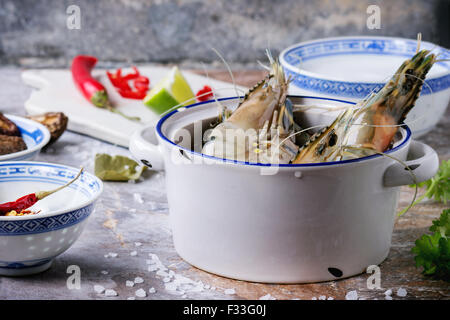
<box><xmin>190</xmin><ymin>282</ymin><xmax>204</xmax><ymax>293</ymax></box>
<box><xmin>327</xmin><ymin>297</ymin><xmax>334</xmax><ymax>300</ymax></box>
<box><xmin>126</xmin><ymin>281</ymin><xmax>134</xmax><ymax>287</ymax></box>
<box><xmin>101</xmin><ymin>270</ymin><xmax>108</xmax><ymax>275</ymax></box>
<box><xmin>318</xmin><ymin>295</ymin><xmax>326</xmax><ymax>300</ymax></box>
<box><xmin>165</xmin><ymin>282</ymin><xmax>178</xmax><ymax>291</ymax></box>
<box><xmin>311</xmin><ymin>297</ymin><xmax>317</xmax><ymax>300</ymax></box>
<box><xmin>135</xmin><ymin>242</ymin><xmax>142</xmax><ymax>247</ymax></box>
<box><xmin>135</xmin><ymin>288</ymin><xmax>147</xmax><ymax>298</ymax></box>
<box><xmin>149</xmin><ymin>287</ymin><xmax>156</xmax><ymax>294</ymax></box>
<box><xmin>385</xmin><ymin>295</ymin><xmax>393</xmax><ymax>300</ymax></box>
<box><xmin>163</xmin><ymin>277</ymin><xmax>171</xmax><ymax>283</ymax></box>
<box><xmin>156</xmin><ymin>270</ymin><xmax>169</xmax><ymax>277</ymax></box>
<box><xmin>134</xmin><ymin>277</ymin><xmax>144</xmax><ymax>284</ymax></box>
<box><xmin>105</xmin><ymin>289</ymin><xmax>118</xmax><ymax>297</ymax></box>
<box><xmin>94</xmin><ymin>285</ymin><xmax>105</xmax><ymax>294</ymax></box>
<box><xmin>259</xmin><ymin>294</ymin><xmax>276</xmax><ymax>300</ymax></box>
<box><xmin>133</xmin><ymin>193</ymin><xmax>144</xmax><ymax>204</ymax></box>
<box><xmin>345</xmin><ymin>290</ymin><xmax>358</xmax><ymax>300</ymax></box>
<box><xmin>127</xmin><ymin>297</ymin><xmax>135</xmax><ymax>300</ymax></box>
<box><xmin>148</xmin><ymin>265</ymin><xmax>158</xmax><ymax>272</ymax></box>
<box><xmin>397</xmin><ymin>288</ymin><xmax>407</xmax><ymax>297</ymax></box>
<box><xmin>130</xmin><ymin>251</ymin><xmax>137</xmax><ymax>256</ymax></box>
<box><xmin>384</xmin><ymin>289</ymin><xmax>392</xmax><ymax>296</ymax></box>
<box><xmin>224</xmin><ymin>288</ymin><xmax>235</xmax><ymax>295</ymax></box>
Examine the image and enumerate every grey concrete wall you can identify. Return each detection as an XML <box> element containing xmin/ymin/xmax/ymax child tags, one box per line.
<box><xmin>0</xmin><ymin>0</ymin><xmax>446</xmax><ymax>67</ymax></box>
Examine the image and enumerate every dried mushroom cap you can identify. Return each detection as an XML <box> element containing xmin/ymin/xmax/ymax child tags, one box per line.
<box><xmin>28</xmin><ymin>112</ymin><xmax>68</xmax><ymax>145</ymax></box>
<box><xmin>0</xmin><ymin>112</ymin><xmax>21</xmax><ymax>136</ymax></box>
<box><xmin>0</xmin><ymin>134</ymin><xmax>27</xmax><ymax>155</ymax></box>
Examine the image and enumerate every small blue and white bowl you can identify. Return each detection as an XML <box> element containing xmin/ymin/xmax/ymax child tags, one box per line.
<box><xmin>0</xmin><ymin>162</ymin><xmax>103</xmax><ymax>276</ymax></box>
<box><xmin>280</xmin><ymin>36</ymin><xmax>450</xmax><ymax>137</ymax></box>
<box><xmin>0</xmin><ymin>114</ymin><xmax>51</xmax><ymax>162</ymax></box>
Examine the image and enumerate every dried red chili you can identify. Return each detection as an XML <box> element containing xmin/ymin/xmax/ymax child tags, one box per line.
<box><xmin>196</xmin><ymin>85</ymin><xmax>214</xmax><ymax>102</ymax></box>
<box><xmin>0</xmin><ymin>168</ymin><xmax>83</xmax><ymax>216</ymax></box>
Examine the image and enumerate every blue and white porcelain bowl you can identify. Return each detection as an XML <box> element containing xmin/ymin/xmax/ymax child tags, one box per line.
<box><xmin>0</xmin><ymin>162</ymin><xmax>103</xmax><ymax>276</ymax></box>
<box><xmin>280</xmin><ymin>36</ymin><xmax>450</xmax><ymax>137</ymax></box>
<box><xmin>0</xmin><ymin>115</ymin><xmax>51</xmax><ymax>161</ymax></box>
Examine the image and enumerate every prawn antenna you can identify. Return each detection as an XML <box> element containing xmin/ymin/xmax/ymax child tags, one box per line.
<box><xmin>201</xmin><ymin>61</ymin><xmax>228</xmax><ymax>122</ymax></box>
<box><xmin>211</xmin><ymin>47</ymin><xmax>241</xmax><ymax>103</ymax></box>
<box><xmin>416</xmin><ymin>33</ymin><xmax>422</xmax><ymax>54</ymax></box>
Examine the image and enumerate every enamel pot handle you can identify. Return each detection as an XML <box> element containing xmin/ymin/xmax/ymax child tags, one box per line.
<box><xmin>383</xmin><ymin>140</ymin><xmax>439</xmax><ymax>187</ymax></box>
<box><xmin>129</xmin><ymin>126</ymin><xmax>164</xmax><ymax>171</ymax></box>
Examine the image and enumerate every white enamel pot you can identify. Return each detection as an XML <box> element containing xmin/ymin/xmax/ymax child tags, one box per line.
<box><xmin>130</xmin><ymin>96</ymin><xmax>439</xmax><ymax>283</ymax></box>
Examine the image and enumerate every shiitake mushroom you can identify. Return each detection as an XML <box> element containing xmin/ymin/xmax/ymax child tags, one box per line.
<box><xmin>0</xmin><ymin>134</ymin><xmax>27</xmax><ymax>155</ymax></box>
<box><xmin>0</xmin><ymin>112</ymin><xmax>21</xmax><ymax>136</ymax></box>
<box><xmin>28</xmin><ymin>112</ymin><xmax>68</xmax><ymax>145</ymax></box>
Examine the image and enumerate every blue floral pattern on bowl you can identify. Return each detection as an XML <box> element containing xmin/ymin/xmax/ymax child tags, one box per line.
<box><xmin>0</xmin><ymin>162</ymin><xmax>103</xmax><ymax>276</ymax></box>
<box><xmin>281</xmin><ymin>37</ymin><xmax>450</xmax><ymax>99</ymax></box>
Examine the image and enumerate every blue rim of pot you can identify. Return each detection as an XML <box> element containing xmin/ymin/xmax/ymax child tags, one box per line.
<box><xmin>156</xmin><ymin>96</ymin><xmax>411</xmax><ymax>168</ymax></box>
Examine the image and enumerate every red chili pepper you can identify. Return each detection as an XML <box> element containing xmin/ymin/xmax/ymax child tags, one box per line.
<box><xmin>118</xmin><ymin>88</ymin><xmax>148</xmax><ymax>99</ymax></box>
<box><xmin>133</xmin><ymin>77</ymin><xmax>150</xmax><ymax>92</ymax></box>
<box><xmin>106</xmin><ymin>69</ymin><xmax>131</xmax><ymax>91</ymax></box>
<box><xmin>0</xmin><ymin>168</ymin><xmax>83</xmax><ymax>216</ymax></box>
<box><xmin>72</xmin><ymin>56</ymin><xmax>139</xmax><ymax>121</ymax></box>
<box><xmin>121</xmin><ymin>66</ymin><xmax>141</xmax><ymax>81</ymax></box>
<box><xmin>196</xmin><ymin>85</ymin><xmax>214</xmax><ymax>102</ymax></box>
<box><xmin>107</xmin><ymin>67</ymin><xmax>150</xmax><ymax>100</ymax></box>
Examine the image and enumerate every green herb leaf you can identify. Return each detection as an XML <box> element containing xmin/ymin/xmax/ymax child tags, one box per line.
<box><xmin>95</xmin><ymin>154</ymin><xmax>145</xmax><ymax>181</ymax></box>
<box><xmin>412</xmin><ymin>209</ymin><xmax>450</xmax><ymax>281</ymax></box>
<box><xmin>408</xmin><ymin>160</ymin><xmax>450</xmax><ymax>207</ymax></box>
<box><xmin>430</xmin><ymin>209</ymin><xmax>450</xmax><ymax>238</ymax></box>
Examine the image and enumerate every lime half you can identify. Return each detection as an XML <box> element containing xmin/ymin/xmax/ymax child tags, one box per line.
<box><xmin>143</xmin><ymin>67</ymin><xmax>195</xmax><ymax>114</ymax></box>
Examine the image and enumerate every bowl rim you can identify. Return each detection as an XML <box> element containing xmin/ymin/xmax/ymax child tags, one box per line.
<box><xmin>156</xmin><ymin>96</ymin><xmax>412</xmax><ymax>168</ymax></box>
<box><xmin>0</xmin><ymin>114</ymin><xmax>51</xmax><ymax>161</ymax></box>
<box><xmin>0</xmin><ymin>161</ymin><xmax>103</xmax><ymax>221</ymax></box>
<box><xmin>279</xmin><ymin>35</ymin><xmax>450</xmax><ymax>83</ymax></box>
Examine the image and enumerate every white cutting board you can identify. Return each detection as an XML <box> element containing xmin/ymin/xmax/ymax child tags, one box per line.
<box><xmin>22</xmin><ymin>66</ymin><xmax>247</xmax><ymax>147</ymax></box>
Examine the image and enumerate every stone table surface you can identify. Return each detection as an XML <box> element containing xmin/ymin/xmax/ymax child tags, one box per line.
<box><xmin>0</xmin><ymin>67</ymin><xmax>448</xmax><ymax>300</ymax></box>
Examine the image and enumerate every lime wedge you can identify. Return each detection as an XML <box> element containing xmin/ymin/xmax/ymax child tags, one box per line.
<box><xmin>143</xmin><ymin>67</ymin><xmax>195</xmax><ymax>114</ymax></box>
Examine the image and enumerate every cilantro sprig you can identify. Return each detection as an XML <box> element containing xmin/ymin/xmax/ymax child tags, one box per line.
<box><xmin>412</xmin><ymin>209</ymin><xmax>450</xmax><ymax>281</ymax></box>
<box><xmin>409</xmin><ymin>160</ymin><xmax>450</xmax><ymax>206</ymax></box>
